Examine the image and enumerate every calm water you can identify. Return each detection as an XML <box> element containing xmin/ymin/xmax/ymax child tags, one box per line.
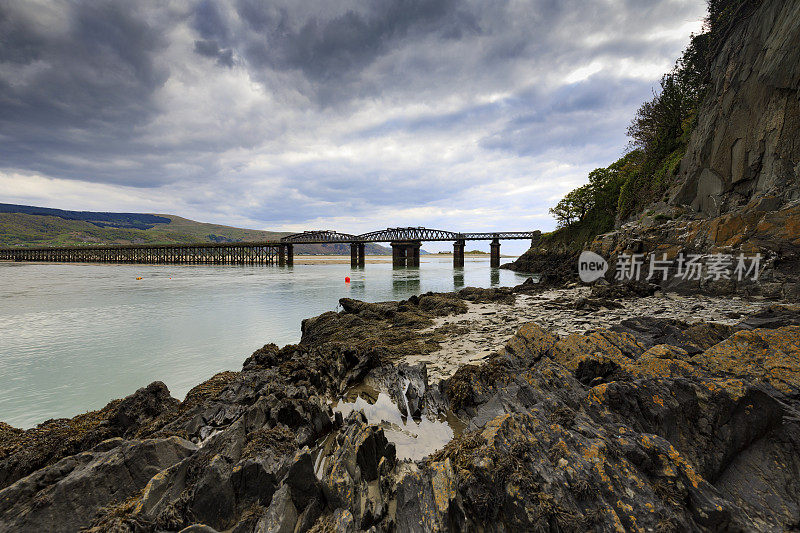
<box><xmin>0</xmin><ymin>256</ymin><xmax>527</xmax><ymax>428</ymax></box>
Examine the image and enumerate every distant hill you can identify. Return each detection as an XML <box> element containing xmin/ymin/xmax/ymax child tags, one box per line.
<box><xmin>0</xmin><ymin>203</ymin><xmax>391</xmax><ymax>255</ymax></box>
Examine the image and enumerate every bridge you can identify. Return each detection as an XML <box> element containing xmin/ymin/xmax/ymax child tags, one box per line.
<box><xmin>0</xmin><ymin>227</ymin><xmax>541</xmax><ymax>268</ymax></box>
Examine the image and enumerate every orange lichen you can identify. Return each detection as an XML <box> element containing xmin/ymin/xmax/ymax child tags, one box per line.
<box><xmin>652</xmin><ymin>395</ymin><xmax>665</xmax><ymax>407</ymax></box>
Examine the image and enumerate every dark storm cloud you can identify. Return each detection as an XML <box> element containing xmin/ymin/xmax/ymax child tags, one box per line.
<box><xmin>0</xmin><ymin>0</ymin><xmax>707</xmax><ymax>228</ymax></box>
<box><xmin>193</xmin><ymin>39</ymin><xmax>235</xmax><ymax>67</ymax></box>
<box><xmin>0</xmin><ymin>2</ymin><xmax>169</xmax><ymax>125</ymax></box>
<box><xmin>0</xmin><ymin>1</ymin><xmax>173</xmax><ymax>184</ymax></box>
<box><xmin>227</xmin><ymin>0</ymin><xmax>480</xmax><ymax>80</ymax></box>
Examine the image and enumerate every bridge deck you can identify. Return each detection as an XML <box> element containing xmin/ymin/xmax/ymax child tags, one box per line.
<box><xmin>0</xmin><ymin>227</ymin><xmax>538</xmax><ymax>265</ymax></box>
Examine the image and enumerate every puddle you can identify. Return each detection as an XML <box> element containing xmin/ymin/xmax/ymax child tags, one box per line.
<box><xmin>331</xmin><ymin>384</ymin><xmax>465</xmax><ymax>461</ymax></box>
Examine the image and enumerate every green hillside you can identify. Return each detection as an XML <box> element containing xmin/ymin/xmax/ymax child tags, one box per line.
<box><xmin>0</xmin><ymin>205</ymin><xmax>390</xmax><ymax>255</ymax></box>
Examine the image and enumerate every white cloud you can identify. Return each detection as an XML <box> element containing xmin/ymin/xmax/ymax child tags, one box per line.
<box><xmin>0</xmin><ymin>0</ymin><xmax>708</xmax><ymax>235</ymax></box>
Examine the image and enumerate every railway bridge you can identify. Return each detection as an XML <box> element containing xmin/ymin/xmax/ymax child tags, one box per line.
<box><xmin>0</xmin><ymin>227</ymin><xmax>541</xmax><ymax>268</ymax></box>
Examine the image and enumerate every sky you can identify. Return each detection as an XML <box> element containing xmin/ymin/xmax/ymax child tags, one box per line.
<box><xmin>0</xmin><ymin>0</ymin><xmax>706</xmax><ymax>253</ymax></box>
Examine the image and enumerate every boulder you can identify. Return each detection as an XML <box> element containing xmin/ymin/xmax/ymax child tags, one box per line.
<box><xmin>691</xmin><ymin>326</ymin><xmax>800</xmax><ymax>392</ymax></box>
<box><xmin>0</xmin><ymin>437</ymin><xmax>196</xmax><ymax>533</ymax></box>
<box><xmin>0</xmin><ymin>381</ymin><xmax>179</xmax><ymax>490</ymax></box>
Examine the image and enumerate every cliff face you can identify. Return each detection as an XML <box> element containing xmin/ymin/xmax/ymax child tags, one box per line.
<box><xmin>673</xmin><ymin>0</ymin><xmax>800</xmax><ymax>216</ymax></box>
<box><xmin>507</xmin><ymin>0</ymin><xmax>800</xmax><ymax>297</ymax></box>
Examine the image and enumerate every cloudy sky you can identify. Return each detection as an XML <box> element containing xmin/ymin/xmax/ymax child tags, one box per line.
<box><xmin>0</xmin><ymin>0</ymin><xmax>705</xmax><ymax>252</ymax></box>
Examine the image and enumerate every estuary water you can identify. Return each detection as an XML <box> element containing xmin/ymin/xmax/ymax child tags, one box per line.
<box><xmin>0</xmin><ymin>255</ymin><xmax>527</xmax><ymax>428</ymax></box>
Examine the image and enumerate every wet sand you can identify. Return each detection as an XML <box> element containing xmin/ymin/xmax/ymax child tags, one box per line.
<box><xmin>406</xmin><ymin>287</ymin><xmax>765</xmax><ymax>383</ymax></box>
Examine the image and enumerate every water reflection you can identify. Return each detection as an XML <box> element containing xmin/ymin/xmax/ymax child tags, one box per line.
<box><xmin>453</xmin><ymin>267</ymin><xmax>465</xmax><ymax>290</ymax></box>
<box><xmin>490</xmin><ymin>268</ymin><xmax>500</xmax><ymax>286</ymax></box>
<box><xmin>391</xmin><ymin>266</ymin><xmax>421</xmax><ymax>295</ymax></box>
<box><xmin>332</xmin><ymin>386</ymin><xmax>464</xmax><ymax>461</ymax></box>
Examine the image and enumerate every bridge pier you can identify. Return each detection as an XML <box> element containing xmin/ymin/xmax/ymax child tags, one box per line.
<box><xmin>350</xmin><ymin>243</ymin><xmax>366</xmax><ymax>267</ymax></box>
<box><xmin>278</xmin><ymin>244</ymin><xmax>286</xmax><ymax>266</ymax></box>
<box><xmin>490</xmin><ymin>238</ymin><xmax>500</xmax><ymax>268</ymax></box>
<box><xmin>351</xmin><ymin>243</ymin><xmax>359</xmax><ymax>267</ymax></box>
<box><xmin>453</xmin><ymin>239</ymin><xmax>465</xmax><ymax>268</ymax></box>
<box><xmin>390</xmin><ymin>241</ymin><xmax>421</xmax><ymax>267</ymax></box>
<box><xmin>286</xmin><ymin>244</ymin><xmax>293</xmax><ymax>266</ymax></box>
<box><xmin>391</xmin><ymin>242</ymin><xmax>405</xmax><ymax>266</ymax></box>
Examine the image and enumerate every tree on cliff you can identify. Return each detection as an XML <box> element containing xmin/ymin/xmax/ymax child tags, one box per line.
<box><xmin>549</xmin><ymin>185</ymin><xmax>593</xmax><ymax>228</ymax></box>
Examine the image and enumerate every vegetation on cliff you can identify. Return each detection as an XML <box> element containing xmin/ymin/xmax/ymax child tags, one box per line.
<box><xmin>545</xmin><ymin>0</ymin><xmax>762</xmax><ymax>250</ymax></box>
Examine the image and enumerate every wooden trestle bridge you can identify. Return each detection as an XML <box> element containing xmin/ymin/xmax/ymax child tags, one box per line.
<box><xmin>0</xmin><ymin>227</ymin><xmax>541</xmax><ymax>268</ymax></box>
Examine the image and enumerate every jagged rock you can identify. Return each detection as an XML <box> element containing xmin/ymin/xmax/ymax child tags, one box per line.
<box><xmin>503</xmin><ymin>322</ymin><xmax>559</xmax><ymax>366</ymax></box>
<box><xmin>415</xmin><ymin>293</ymin><xmax>469</xmax><ymax>316</ymax></box>
<box><xmin>285</xmin><ymin>450</ymin><xmax>324</xmax><ymax>513</ymax></box>
<box><xmin>610</xmin><ymin>317</ymin><xmax>733</xmax><ymax>354</ymax></box>
<box><xmin>0</xmin><ymin>436</ymin><xmax>196</xmax><ymax>533</ymax></box>
<box><xmin>501</xmin><ymin>250</ymin><xmax>579</xmax><ymax>286</ymax></box>
<box><xmin>0</xmin><ymin>381</ymin><xmax>179</xmax><ymax>490</ymax></box>
<box><xmin>735</xmin><ymin>304</ymin><xmax>800</xmax><ymax>330</ymax></box>
<box><xmin>457</xmin><ymin>286</ymin><xmax>515</xmax><ymax>304</ymax></box>
<box><xmin>332</xmin><ymin>508</ymin><xmax>356</xmax><ymax>532</ymax></box>
<box><xmin>396</xmin><ymin>460</ymin><xmax>465</xmax><ymax>532</ymax></box>
<box><xmin>590</xmin><ymin>281</ymin><xmax>659</xmax><ymax>299</ymax></box>
<box><xmin>231</xmin><ymin>457</ymin><xmax>280</xmax><ymax>508</ymax></box>
<box><xmin>318</xmin><ymin>413</ymin><xmax>396</xmax><ymax>529</ymax></box>
<box><xmin>300</xmin><ymin>297</ymin><xmax>461</xmax><ymax>357</ymax></box>
<box><xmin>572</xmin><ymin>296</ymin><xmax>624</xmax><ymax>311</ymax></box>
<box><xmin>551</xmin><ymin>329</ymin><xmax>644</xmax><ymax>371</ymax></box>
<box><xmin>511</xmin><ymin>276</ymin><xmax>539</xmax><ymax>293</ymax></box>
<box><xmin>691</xmin><ymin>326</ymin><xmax>800</xmax><ymax>392</ymax></box>
<box><xmin>255</xmin><ymin>484</ymin><xmax>297</xmax><ymax>533</ymax></box>
<box><xmin>189</xmin><ymin>454</ymin><xmax>238</xmax><ymax>530</ymax></box>
<box><xmin>110</xmin><ymin>381</ymin><xmax>180</xmax><ymax>434</ymax></box>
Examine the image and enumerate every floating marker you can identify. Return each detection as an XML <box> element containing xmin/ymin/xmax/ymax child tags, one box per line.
<box><xmin>345</xmin><ymin>276</ymin><xmax>351</xmax><ymax>283</ymax></box>
<box><xmin>136</xmin><ymin>277</ymin><xmax>142</xmax><ymax>280</ymax></box>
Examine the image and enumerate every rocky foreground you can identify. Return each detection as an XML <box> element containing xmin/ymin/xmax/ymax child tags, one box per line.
<box><xmin>1</xmin><ymin>281</ymin><xmax>799</xmax><ymax>532</ymax></box>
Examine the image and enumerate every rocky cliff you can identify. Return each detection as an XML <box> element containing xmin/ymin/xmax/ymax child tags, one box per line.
<box><xmin>506</xmin><ymin>0</ymin><xmax>800</xmax><ymax>297</ymax></box>
<box><xmin>672</xmin><ymin>0</ymin><xmax>800</xmax><ymax>217</ymax></box>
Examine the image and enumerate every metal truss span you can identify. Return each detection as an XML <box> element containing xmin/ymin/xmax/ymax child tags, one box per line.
<box><xmin>357</xmin><ymin>227</ymin><xmax>461</xmax><ymax>242</ymax></box>
<box><xmin>279</xmin><ymin>227</ymin><xmax>541</xmax><ymax>243</ymax></box>
<box><xmin>460</xmin><ymin>231</ymin><xmax>541</xmax><ymax>240</ymax></box>
<box><xmin>280</xmin><ymin>230</ymin><xmax>357</xmax><ymax>243</ymax></box>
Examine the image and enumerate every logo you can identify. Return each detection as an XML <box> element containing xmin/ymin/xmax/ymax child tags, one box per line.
<box><xmin>578</xmin><ymin>251</ymin><xmax>608</xmax><ymax>283</ymax></box>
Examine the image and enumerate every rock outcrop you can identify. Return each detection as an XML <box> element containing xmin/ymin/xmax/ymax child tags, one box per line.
<box><xmin>0</xmin><ymin>381</ymin><xmax>178</xmax><ymax>490</ymax></box>
<box><xmin>589</xmin><ymin>0</ymin><xmax>800</xmax><ymax>298</ymax></box>
<box><xmin>0</xmin><ymin>436</ymin><xmax>197</xmax><ymax>533</ymax></box>
<box><xmin>1</xmin><ymin>295</ymin><xmax>799</xmax><ymax>531</ymax></box>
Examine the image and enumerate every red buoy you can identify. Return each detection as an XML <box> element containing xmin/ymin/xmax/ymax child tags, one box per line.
<box><xmin>345</xmin><ymin>276</ymin><xmax>351</xmax><ymax>283</ymax></box>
